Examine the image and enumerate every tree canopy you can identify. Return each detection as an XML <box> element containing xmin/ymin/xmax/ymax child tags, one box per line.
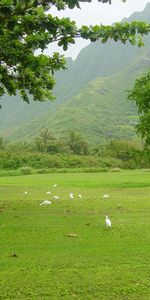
<box><xmin>0</xmin><ymin>0</ymin><xmax>150</xmax><ymax>103</ymax></box>
<box><xmin>128</xmin><ymin>71</ymin><xmax>150</xmax><ymax>152</ymax></box>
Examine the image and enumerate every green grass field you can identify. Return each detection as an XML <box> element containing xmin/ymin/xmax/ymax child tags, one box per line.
<box><xmin>0</xmin><ymin>170</ymin><xmax>150</xmax><ymax>299</ymax></box>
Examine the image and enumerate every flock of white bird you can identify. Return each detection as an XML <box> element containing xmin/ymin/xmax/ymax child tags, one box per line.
<box><xmin>24</xmin><ymin>186</ymin><xmax>112</xmax><ymax>228</ymax></box>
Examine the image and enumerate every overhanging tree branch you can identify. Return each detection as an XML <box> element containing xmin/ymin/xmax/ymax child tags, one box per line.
<box><xmin>0</xmin><ymin>0</ymin><xmax>150</xmax><ymax>103</ymax></box>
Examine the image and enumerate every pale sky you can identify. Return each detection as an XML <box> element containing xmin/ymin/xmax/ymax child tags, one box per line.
<box><xmin>45</xmin><ymin>0</ymin><xmax>150</xmax><ymax>59</ymax></box>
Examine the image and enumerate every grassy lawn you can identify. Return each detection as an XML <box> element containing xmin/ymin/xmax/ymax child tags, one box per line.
<box><xmin>0</xmin><ymin>170</ymin><xmax>150</xmax><ymax>299</ymax></box>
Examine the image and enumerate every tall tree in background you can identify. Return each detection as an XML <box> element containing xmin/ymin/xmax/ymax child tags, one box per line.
<box><xmin>34</xmin><ymin>128</ymin><xmax>55</xmax><ymax>152</ymax></box>
<box><xmin>67</xmin><ymin>131</ymin><xmax>89</xmax><ymax>155</ymax></box>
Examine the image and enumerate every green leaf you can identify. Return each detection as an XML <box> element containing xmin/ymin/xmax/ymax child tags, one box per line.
<box><xmin>1</xmin><ymin>0</ymin><xmax>13</xmax><ymax>4</ymax></box>
<box><xmin>63</xmin><ymin>43</ymin><xmax>68</xmax><ymax>50</ymax></box>
<box><xmin>16</xmin><ymin>0</ymin><xmax>26</xmax><ymax>9</ymax></box>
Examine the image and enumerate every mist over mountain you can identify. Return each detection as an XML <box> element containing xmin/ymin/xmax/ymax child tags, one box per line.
<box><xmin>0</xmin><ymin>3</ymin><xmax>150</xmax><ymax>143</ymax></box>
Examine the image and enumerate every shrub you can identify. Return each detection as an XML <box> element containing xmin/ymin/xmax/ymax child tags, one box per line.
<box><xmin>0</xmin><ymin>148</ymin><xmax>149</xmax><ymax>171</ymax></box>
<box><xmin>109</xmin><ymin>167</ymin><xmax>122</xmax><ymax>172</ymax></box>
<box><xmin>19</xmin><ymin>166</ymin><xmax>34</xmax><ymax>175</ymax></box>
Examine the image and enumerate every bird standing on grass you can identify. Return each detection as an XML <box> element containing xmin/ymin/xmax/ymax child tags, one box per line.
<box><xmin>40</xmin><ymin>200</ymin><xmax>51</xmax><ymax>206</ymax></box>
<box><xmin>53</xmin><ymin>195</ymin><xmax>59</xmax><ymax>200</ymax></box>
<box><xmin>46</xmin><ymin>191</ymin><xmax>51</xmax><ymax>195</ymax></box>
<box><xmin>102</xmin><ymin>194</ymin><xmax>109</xmax><ymax>199</ymax></box>
<box><xmin>105</xmin><ymin>215</ymin><xmax>111</xmax><ymax>228</ymax></box>
<box><xmin>69</xmin><ymin>193</ymin><xmax>74</xmax><ymax>199</ymax></box>
<box><xmin>53</xmin><ymin>184</ymin><xmax>58</xmax><ymax>187</ymax></box>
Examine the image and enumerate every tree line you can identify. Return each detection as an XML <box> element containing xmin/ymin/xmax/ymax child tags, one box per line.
<box><xmin>0</xmin><ymin>129</ymin><xmax>149</xmax><ymax>169</ymax></box>
<box><xmin>0</xmin><ymin>129</ymin><xmax>89</xmax><ymax>155</ymax></box>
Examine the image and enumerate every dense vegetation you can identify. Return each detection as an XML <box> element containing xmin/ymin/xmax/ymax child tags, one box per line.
<box><xmin>0</xmin><ymin>129</ymin><xmax>149</xmax><ymax>173</ymax></box>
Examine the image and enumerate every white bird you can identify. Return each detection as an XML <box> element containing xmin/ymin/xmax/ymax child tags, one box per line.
<box><xmin>105</xmin><ymin>215</ymin><xmax>111</xmax><ymax>228</ymax></box>
<box><xmin>102</xmin><ymin>194</ymin><xmax>109</xmax><ymax>199</ymax></box>
<box><xmin>46</xmin><ymin>191</ymin><xmax>51</xmax><ymax>195</ymax></box>
<box><xmin>53</xmin><ymin>184</ymin><xmax>58</xmax><ymax>188</ymax></box>
<box><xmin>53</xmin><ymin>195</ymin><xmax>59</xmax><ymax>200</ymax></box>
<box><xmin>78</xmin><ymin>194</ymin><xmax>82</xmax><ymax>199</ymax></box>
<box><xmin>40</xmin><ymin>200</ymin><xmax>51</xmax><ymax>206</ymax></box>
<box><xmin>69</xmin><ymin>192</ymin><xmax>74</xmax><ymax>199</ymax></box>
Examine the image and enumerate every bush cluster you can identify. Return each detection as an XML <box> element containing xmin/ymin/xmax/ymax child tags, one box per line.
<box><xmin>0</xmin><ymin>130</ymin><xmax>149</xmax><ymax>172</ymax></box>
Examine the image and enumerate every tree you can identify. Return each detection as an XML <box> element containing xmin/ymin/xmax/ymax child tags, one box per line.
<box><xmin>0</xmin><ymin>0</ymin><xmax>150</xmax><ymax>103</ymax></box>
<box><xmin>128</xmin><ymin>71</ymin><xmax>150</xmax><ymax>151</ymax></box>
<box><xmin>67</xmin><ymin>131</ymin><xmax>89</xmax><ymax>155</ymax></box>
<box><xmin>103</xmin><ymin>139</ymin><xmax>141</xmax><ymax>161</ymax></box>
<box><xmin>46</xmin><ymin>138</ymin><xmax>69</xmax><ymax>153</ymax></box>
<box><xmin>34</xmin><ymin>128</ymin><xmax>54</xmax><ymax>151</ymax></box>
<box><xmin>38</xmin><ymin>128</ymin><xmax>53</xmax><ymax>147</ymax></box>
<box><xmin>33</xmin><ymin>128</ymin><xmax>69</xmax><ymax>153</ymax></box>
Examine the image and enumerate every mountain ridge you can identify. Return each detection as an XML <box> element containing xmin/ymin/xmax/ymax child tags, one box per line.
<box><xmin>8</xmin><ymin>46</ymin><xmax>150</xmax><ymax>143</ymax></box>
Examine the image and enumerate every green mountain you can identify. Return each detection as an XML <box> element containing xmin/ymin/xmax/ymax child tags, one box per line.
<box><xmin>8</xmin><ymin>47</ymin><xmax>150</xmax><ymax>144</ymax></box>
<box><xmin>0</xmin><ymin>3</ymin><xmax>150</xmax><ymax>143</ymax></box>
